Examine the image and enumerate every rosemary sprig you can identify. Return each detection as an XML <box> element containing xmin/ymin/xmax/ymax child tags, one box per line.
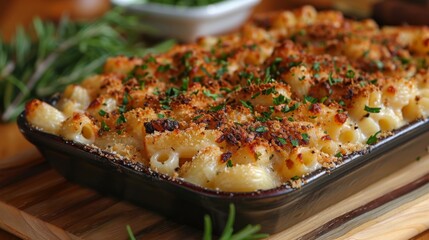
<box><xmin>204</xmin><ymin>204</ymin><xmax>269</xmax><ymax>240</ymax></box>
<box><xmin>126</xmin><ymin>204</ymin><xmax>268</xmax><ymax>240</ymax></box>
<box><xmin>0</xmin><ymin>8</ymin><xmax>175</xmax><ymax>122</ymax></box>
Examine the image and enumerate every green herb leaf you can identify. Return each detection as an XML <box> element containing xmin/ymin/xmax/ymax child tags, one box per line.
<box><xmin>291</xmin><ymin>138</ymin><xmax>299</xmax><ymax>147</ymax></box>
<box><xmin>116</xmin><ymin>114</ymin><xmax>127</xmax><ymax>125</ymax></box>
<box><xmin>262</xmin><ymin>87</ymin><xmax>277</xmax><ymax>95</ymax></box>
<box><xmin>101</xmin><ymin>121</ymin><xmax>110</xmax><ymax>131</ymax></box>
<box><xmin>203</xmin><ymin>90</ymin><xmax>220</xmax><ymax>100</ymax></box>
<box><xmin>367</xmin><ymin>130</ymin><xmax>381</xmax><ymax>145</ymax></box>
<box><xmin>301</xmin><ymin>133</ymin><xmax>310</xmax><ymax>142</ymax></box>
<box><xmin>226</xmin><ymin>160</ymin><xmax>233</xmax><ymax>168</ymax></box>
<box><xmin>291</xmin><ymin>175</ymin><xmax>300</xmax><ymax>181</ymax></box>
<box><xmin>346</xmin><ymin>69</ymin><xmax>355</xmax><ymax>78</ymax></box>
<box><xmin>328</xmin><ymin>72</ymin><xmax>342</xmax><ymax>86</ymax></box>
<box><xmin>255</xmin><ymin>126</ymin><xmax>268</xmax><ymax>133</ymax></box>
<box><xmin>312</xmin><ymin>62</ymin><xmax>320</xmax><ymax>72</ymax></box>
<box><xmin>126</xmin><ymin>225</ymin><xmax>136</xmax><ymax>240</ymax></box>
<box><xmin>157</xmin><ymin>64</ymin><xmax>170</xmax><ymax>72</ymax></box>
<box><xmin>240</xmin><ymin>100</ymin><xmax>253</xmax><ymax>112</ymax></box>
<box><xmin>210</xmin><ymin>103</ymin><xmax>225</xmax><ymax>112</ymax></box>
<box><xmin>98</xmin><ymin>109</ymin><xmax>107</xmax><ymax>117</ymax></box>
<box><xmin>277</xmin><ymin>137</ymin><xmax>287</xmax><ymax>145</ymax></box>
<box><xmin>273</xmin><ymin>94</ymin><xmax>288</xmax><ymax>105</ymax></box>
<box><xmin>304</xmin><ymin>95</ymin><xmax>317</xmax><ymax>104</ymax></box>
<box><xmin>364</xmin><ymin>105</ymin><xmax>381</xmax><ymax>113</ymax></box>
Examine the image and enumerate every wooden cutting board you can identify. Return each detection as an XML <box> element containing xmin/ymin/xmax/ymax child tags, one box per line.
<box><xmin>0</xmin><ymin>124</ymin><xmax>429</xmax><ymax>240</ymax></box>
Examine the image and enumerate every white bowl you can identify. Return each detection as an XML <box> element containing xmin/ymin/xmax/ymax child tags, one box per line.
<box><xmin>112</xmin><ymin>0</ymin><xmax>261</xmax><ymax>42</ymax></box>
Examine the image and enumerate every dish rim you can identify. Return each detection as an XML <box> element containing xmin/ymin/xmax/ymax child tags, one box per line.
<box><xmin>17</xmin><ymin>108</ymin><xmax>429</xmax><ymax>199</ymax></box>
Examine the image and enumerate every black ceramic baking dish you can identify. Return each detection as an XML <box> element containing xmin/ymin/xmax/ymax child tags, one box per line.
<box><xmin>17</xmin><ymin>111</ymin><xmax>429</xmax><ymax>234</ymax></box>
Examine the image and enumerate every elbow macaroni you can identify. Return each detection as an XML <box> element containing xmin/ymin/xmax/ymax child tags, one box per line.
<box><xmin>25</xmin><ymin>6</ymin><xmax>429</xmax><ymax>192</ymax></box>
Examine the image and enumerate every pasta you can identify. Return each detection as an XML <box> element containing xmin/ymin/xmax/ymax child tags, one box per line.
<box><xmin>25</xmin><ymin>6</ymin><xmax>429</xmax><ymax>192</ymax></box>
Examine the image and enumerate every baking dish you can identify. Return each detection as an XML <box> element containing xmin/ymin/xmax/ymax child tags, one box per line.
<box><xmin>17</xmin><ymin>109</ymin><xmax>429</xmax><ymax>234</ymax></box>
<box><xmin>111</xmin><ymin>0</ymin><xmax>261</xmax><ymax>42</ymax></box>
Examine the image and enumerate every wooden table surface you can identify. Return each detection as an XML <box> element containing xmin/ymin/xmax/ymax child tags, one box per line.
<box><xmin>1</xmin><ymin>0</ymin><xmax>429</xmax><ymax>239</ymax></box>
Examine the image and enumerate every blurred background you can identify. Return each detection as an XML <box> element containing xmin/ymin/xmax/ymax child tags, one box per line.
<box><xmin>2</xmin><ymin>0</ymin><xmax>429</xmax><ymax>41</ymax></box>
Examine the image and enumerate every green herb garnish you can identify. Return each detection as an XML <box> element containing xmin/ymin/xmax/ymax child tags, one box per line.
<box><xmin>101</xmin><ymin>121</ymin><xmax>110</xmax><ymax>131</ymax></box>
<box><xmin>367</xmin><ymin>130</ymin><xmax>381</xmax><ymax>145</ymax></box>
<box><xmin>291</xmin><ymin>176</ymin><xmax>300</xmax><ymax>181</ymax></box>
<box><xmin>364</xmin><ymin>105</ymin><xmax>381</xmax><ymax>113</ymax></box>
<box><xmin>346</xmin><ymin>69</ymin><xmax>355</xmax><ymax>78</ymax></box>
<box><xmin>203</xmin><ymin>90</ymin><xmax>221</xmax><ymax>100</ymax></box>
<box><xmin>240</xmin><ymin>100</ymin><xmax>253</xmax><ymax>112</ymax></box>
<box><xmin>98</xmin><ymin>109</ymin><xmax>107</xmax><ymax>117</ymax></box>
<box><xmin>291</xmin><ymin>139</ymin><xmax>299</xmax><ymax>147</ymax></box>
<box><xmin>203</xmin><ymin>204</ymin><xmax>268</xmax><ymax>240</ymax></box>
<box><xmin>210</xmin><ymin>103</ymin><xmax>225</xmax><ymax>112</ymax></box>
<box><xmin>301</xmin><ymin>133</ymin><xmax>310</xmax><ymax>142</ymax></box>
<box><xmin>255</xmin><ymin>126</ymin><xmax>268</xmax><ymax>133</ymax></box>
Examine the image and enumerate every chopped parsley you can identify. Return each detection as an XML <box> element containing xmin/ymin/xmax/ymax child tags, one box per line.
<box><xmin>273</xmin><ymin>94</ymin><xmax>288</xmax><ymax>105</ymax></box>
<box><xmin>277</xmin><ymin>137</ymin><xmax>287</xmax><ymax>145</ymax></box>
<box><xmin>210</xmin><ymin>103</ymin><xmax>226</xmax><ymax>112</ymax></box>
<box><xmin>256</xmin><ymin>107</ymin><xmax>274</xmax><ymax>122</ymax></box>
<box><xmin>328</xmin><ymin>72</ymin><xmax>342</xmax><ymax>86</ymax></box>
<box><xmin>215</xmin><ymin>65</ymin><xmax>228</xmax><ymax>80</ymax></box>
<box><xmin>301</xmin><ymin>133</ymin><xmax>310</xmax><ymax>142</ymax></box>
<box><xmin>262</xmin><ymin>87</ymin><xmax>277</xmax><ymax>95</ymax></box>
<box><xmin>157</xmin><ymin>113</ymin><xmax>165</xmax><ymax>119</ymax></box>
<box><xmin>255</xmin><ymin>126</ymin><xmax>268</xmax><ymax>133</ymax></box>
<box><xmin>226</xmin><ymin>159</ymin><xmax>233</xmax><ymax>167</ymax></box>
<box><xmin>122</xmin><ymin>92</ymin><xmax>131</xmax><ymax>105</ymax></box>
<box><xmin>116</xmin><ymin>114</ymin><xmax>127</xmax><ymax>125</ymax></box>
<box><xmin>288</xmin><ymin>61</ymin><xmax>301</xmax><ymax>68</ymax></box>
<box><xmin>157</xmin><ymin>64</ymin><xmax>171</xmax><ymax>72</ymax></box>
<box><xmin>181</xmin><ymin>77</ymin><xmax>189</xmax><ymax>91</ymax></box>
<box><xmin>334</xmin><ymin>152</ymin><xmax>343</xmax><ymax>158</ymax></box>
<box><xmin>240</xmin><ymin>100</ymin><xmax>253</xmax><ymax>112</ymax></box>
<box><xmin>101</xmin><ymin>121</ymin><xmax>110</xmax><ymax>131</ymax></box>
<box><xmin>364</xmin><ymin>105</ymin><xmax>381</xmax><ymax>113</ymax></box>
<box><xmin>346</xmin><ymin>69</ymin><xmax>355</xmax><ymax>78</ymax></box>
<box><xmin>282</xmin><ymin>103</ymin><xmax>300</xmax><ymax>113</ymax></box>
<box><xmin>291</xmin><ymin>175</ymin><xmax>300</xmax><ymax>181</ymax></box>
<box><xmin>312</xmin><ymin>62</ymin><xmax>320</xmax><ymax>72</ymax></box>
<box><xmin>367</xmin><ymin>130</ymin><xmax>381</xmax><ymax>145</ymax></box>
<box><xmin>203</xmin><ymin>90</ymin><xmax>221</xmax><ymax>100</ymax></box>
<box><xmin>373</xmin><ymin>60</ymin><xmax>384</xmax><ymax>70</ymax></box>
<box><xmin>251</xmin><ymin>92</ymin><xmax>261</xmax><ymax>99</ymax></box>
<box><xmin>98</xmin><ymin>109</ymin><xmax>107</xmax><ymax>117</ymax></box>
<box><xmin>193</xmin><ymin>114</ymin><xmax>203</xmax><ymax>120</ymax></box>
<box><xmin>147</xmin><ymin>55</ymin><xmax>156</xmax><ymax>63</ymax></box>
<box><xmin>304</xmin><ymin>95</ymin><xmax>318</xmax><ymax>104</ymax></box>
<box><xmin>200</xmin><ymin>66</ymin><xmax>212</xmax><ymax>77</ymax></box>
<box><xmin>291</xmin><ymin>138</ymin><xmax>299</xmax><ymax>147</ymax></box>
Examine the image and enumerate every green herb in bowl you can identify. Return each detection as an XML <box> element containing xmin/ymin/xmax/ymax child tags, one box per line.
<box><xmin>141</xmin><ymin>0</ymin><xmax>224</xmax><ymax>7</ymax></box>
